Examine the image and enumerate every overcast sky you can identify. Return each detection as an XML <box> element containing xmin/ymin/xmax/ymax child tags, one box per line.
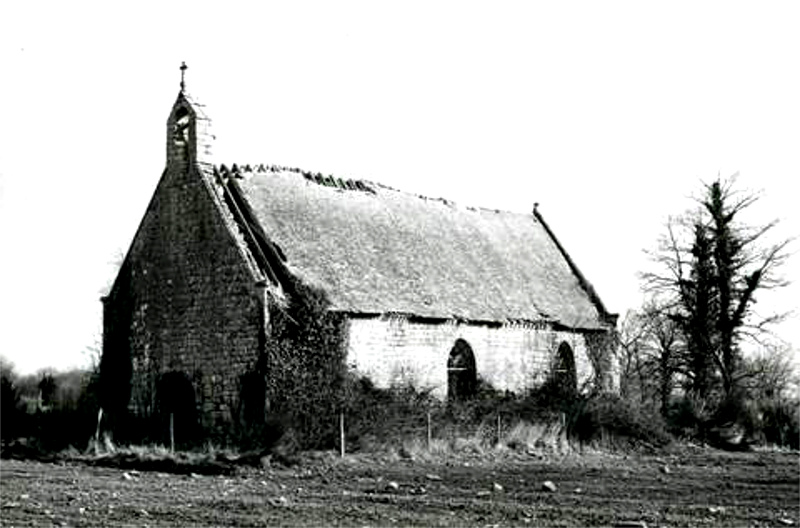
<box><xmin>1</xmin><ymin>1</ymin><xmax>798</xmax><ymax>375</ymax></box>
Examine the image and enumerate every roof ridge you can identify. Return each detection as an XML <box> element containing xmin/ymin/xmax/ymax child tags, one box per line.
<box><xmin>214</xmin><ymin>162</ymin><xmax>519</xmax><ymax>216</ymax></box>
<box><xmin>214</xmin><ymin>163</ymin><xmax>378</xmax><ymax>194</ymax></box>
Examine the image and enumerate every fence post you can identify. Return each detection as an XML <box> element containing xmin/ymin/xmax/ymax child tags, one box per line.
<box><xmin>496</xmin><ymin>414</ymin><xmax>502</xmax><ymax>445</ymax></box>
<box><xmin>94</xmin><ymin>408</ymin><xmax>103</xmax><ymax>446</ymax></box>
<box><xmin>339</xmin><ymin>411</ymin><xmax>345</xmax><ymax>457</ymax></box>
<box><xmin>427</xmin><ymin>410</ymin><xmax>432</xmax><ymax>450</ymax></box>
<box><xmin>170</xmin><ymin>413</ymin><xmax>175</xmax><ymax>453</ymax></box>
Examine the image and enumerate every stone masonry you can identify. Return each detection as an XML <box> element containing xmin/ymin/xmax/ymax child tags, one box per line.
<box><xmin>345</xmin><ymin>316</ymin><xmax>597</xmax><ymax>398</ymax></box>
<box><xmin>102</xmin><ymin>93</ymin><xmax>268</xmax><ymax>433</ymax></box>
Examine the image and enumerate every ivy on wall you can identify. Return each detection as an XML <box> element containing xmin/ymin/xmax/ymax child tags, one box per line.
<box><xmin>243</xmin><ymin>277</ymin><xmax>348</xmax><ymax>450</ymax></box>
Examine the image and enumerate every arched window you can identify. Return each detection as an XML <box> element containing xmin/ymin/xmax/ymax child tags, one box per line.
<box><xmin>553</xmin><ymin>341</ymin><xmax>578</xmax><ymax>399</ymax></box>
<box><xmin>447</xmin><ymin>338</ymin><xmax>477</xmax><ymax>401</ymax></box>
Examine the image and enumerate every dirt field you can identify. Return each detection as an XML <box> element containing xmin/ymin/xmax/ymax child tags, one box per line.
<box><xmin>1</xmin><ymin>449</ymin><xmax>797</xmax><ymax>527</ymax></box>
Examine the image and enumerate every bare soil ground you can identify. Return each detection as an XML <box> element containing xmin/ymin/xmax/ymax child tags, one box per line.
<box><xmin>1</xmin><ymin>449</ymin><xmax>797</xmax><ymax>527</ymax></box>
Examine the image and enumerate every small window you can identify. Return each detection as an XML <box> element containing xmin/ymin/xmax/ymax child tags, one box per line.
<box><xmin>447</xmin><ymin>338</ymin><xmax>477</xmax><ymax>401</ymax></box>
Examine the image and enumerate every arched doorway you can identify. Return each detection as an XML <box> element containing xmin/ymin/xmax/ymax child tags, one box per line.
<box><xmin>447</xmin><ymin>338</ymin><xmax>477</xmax><ymax>401</ymax></box>
<box><xmin>156</xmin><ymin>371</ymin><xmax>198</xmax><ymax>448</ymax></box>
<box><xmin>553</xmin><ymin>342</ymin><xmax>578</xmax><ymax>400</ymax></box>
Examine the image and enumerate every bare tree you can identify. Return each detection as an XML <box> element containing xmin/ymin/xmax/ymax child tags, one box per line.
<box><xmin>642</xmin><ymin>175</ymin><xmax>792</xmax><ymax>405</ymax></box>
<box><xmin>739</xmin><ymin>341</ymin><xmax>799</xmax><ymax>401</ymax></box>
<box><xmin>641</xmin><ymin>304</ymin><xmax>683</xmax><ymax>415</ymax></box>
<box><xmin>615</xmin><ymin>305</ymin><xmax>683</xmax><ymax>417</ymax></box>
<box><xmin>615</xmin><ymin>310</ymin><xmax>649</xmax><ymax>404</ymax></box>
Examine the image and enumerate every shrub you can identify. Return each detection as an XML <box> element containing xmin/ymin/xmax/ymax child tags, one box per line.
<box><xmin>0</xmin><ymin>367</ymin><xmax>103</xmax><ymax>454</ymax></box>
<box><xmin>759</xmin><ymin>398</ymin><xmax>800</xmax><ymax>449</ymax></box>
<box><xmin>717</xmin><ymin>390</ymin><xmax>800</xmax><ymax>449</ymax></box>
<box><xmin>1</xmin><ymin>366</ymin><xmax>23</xmax><ymax>441</ymax></box>
<box><xmin>340</xmin><ymin>375</ymin><xmax>439</xmax><ymax>451</ymax></box>
<box><xmin>27</xmin><ymin>371</ymin><xmax>102</xmax><ymax>452</ymax></box>
<box><xmin>664</xmin><ymin>394</ymin><xmax>709</xmax><ymax>440</ymax></box>
<box><xmin>337</xmin><ymin>375</ymin><xmax>674</xmax><ymax>455</ymax></box>
<box><xmin>568</xmin><ymin>392</ymin><xmax>671</xmax><ymax>450</ymax></box>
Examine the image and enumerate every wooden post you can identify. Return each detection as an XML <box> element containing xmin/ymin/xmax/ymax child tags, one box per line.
<box><xmin>427</xmin><ymin>411</ymin><xmax>432</xmax><ymax>450</ymax></box>
<box><xmin>95</xmin><ymin>408</ymin><xmax>103</xmax><ymax>442</ymax></box>
<box><xmin>339</xmin><ymin>412</ymin><xmax>345</xmax><ymax>457</ymax></box>
<box><xmin>94</xmin><ymin>407</ymin><xmax>104</xmax><ymax>453</ymax></box>
<box><xmin>496</xmin><ymin>414</ymin><xmax>501</xmax><ymax>445</ymax></box>
<box><xmin>170</xmin><ymin>413</ymin><xmax>175</xmax><ymax>453</ymax></box>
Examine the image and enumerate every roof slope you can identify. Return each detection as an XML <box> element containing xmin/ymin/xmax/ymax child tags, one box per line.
<box><xmin>224</xmin><ymin>165</ymin><xmax>608</xmax><ymax>330</ymax></box>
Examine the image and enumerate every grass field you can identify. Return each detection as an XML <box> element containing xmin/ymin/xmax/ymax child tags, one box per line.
<box><xmin>1</xmin><ymin>449</ymin><xmax>797</xmax><ymax>527</ymax></box>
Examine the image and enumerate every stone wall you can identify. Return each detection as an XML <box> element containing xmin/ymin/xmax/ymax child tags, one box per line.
<box><xmin>102</xmin><ymin>98</ymin><xmax>268</xmax><ymax>435</ymax></box>
<box><xmin>344</xmin><ymin>315</ymin><xmax>598</xmax><ymax>399</ymax></box>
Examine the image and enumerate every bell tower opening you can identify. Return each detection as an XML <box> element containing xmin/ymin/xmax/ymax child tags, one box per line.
<box><xmin>167</xmin><ymin>101</ymin><xmax>194</xmax><ymax>167</ymax></box>
<box><xmin>173</xmin><ymin>107</ymin><xmax>190</xmax><ymax>147</ymax></box>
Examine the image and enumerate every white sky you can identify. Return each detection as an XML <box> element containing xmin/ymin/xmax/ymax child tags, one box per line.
<box><xmin>1</xmin><ymin>1</ymin><xmax>798</xmax><ymax>375</ymax></box>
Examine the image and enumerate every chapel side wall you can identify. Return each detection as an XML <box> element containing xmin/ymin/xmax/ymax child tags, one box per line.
<box><xmin>344</xmin><ymin>317</ymin><xmax>597</xmax><ymax>399</ymax></box>
<box><xmin>103</xmin><ymin>163</ymin><xmax>266</xmax><ymax>432</ymax></box>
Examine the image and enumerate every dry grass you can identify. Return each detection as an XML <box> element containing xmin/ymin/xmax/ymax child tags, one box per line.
<box><xmin>75</xmin><ymin>438</ymin><xmax>239</xmax><ymax>475</ymax></box>
<box><xmin>390</xmin><ymin>418</ymin><xmax>572</xmax><ymax>464</ymax></box>
<box><xmin>504</xmin><ymin>420</ymin><xmax>571</xmax><ymax>453</ymax></box>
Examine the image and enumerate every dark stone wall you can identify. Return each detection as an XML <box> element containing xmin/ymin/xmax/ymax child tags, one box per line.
<box><xmin>102</xmin><ymin>159</ymin><xmax>266</xmax><ymax>440</ymax></box>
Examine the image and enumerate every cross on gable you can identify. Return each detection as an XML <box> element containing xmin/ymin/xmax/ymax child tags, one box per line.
<box><xmin>180</xmin><ymin>62</ymin><xmax>187</xmax><ymax>92</ymax></box>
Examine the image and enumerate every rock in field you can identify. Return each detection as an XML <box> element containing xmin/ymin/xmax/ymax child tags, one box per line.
<box><xmin>541</xmin><ymin>480</ymin><xmax>557</xmax><ymax>492</ymax></box>
<box><xmin>614</xmin><ymin>521</ymin><xmax>648</xmax><ymax>528</ymax></box>
<box><xmin>268</xmin><ymin>496</ymin><xmax>288</xmax><ymax>507</ymax></box>
<box><xmin>398</xmin><ymin>446</ymin><xmax>414</xmax><ymax>460</ymax></box>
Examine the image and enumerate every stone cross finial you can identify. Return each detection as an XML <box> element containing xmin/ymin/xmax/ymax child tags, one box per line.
<box><xmin>180</xmin><ymin>61</ymin><xmax>187</xmax><ymax>92</ymax></box>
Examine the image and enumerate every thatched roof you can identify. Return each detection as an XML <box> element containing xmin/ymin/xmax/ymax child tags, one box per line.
<box><xmin>216</xmin><ymin>165</ymin><xmax>612</xmax><ymax>331</ymax></box>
